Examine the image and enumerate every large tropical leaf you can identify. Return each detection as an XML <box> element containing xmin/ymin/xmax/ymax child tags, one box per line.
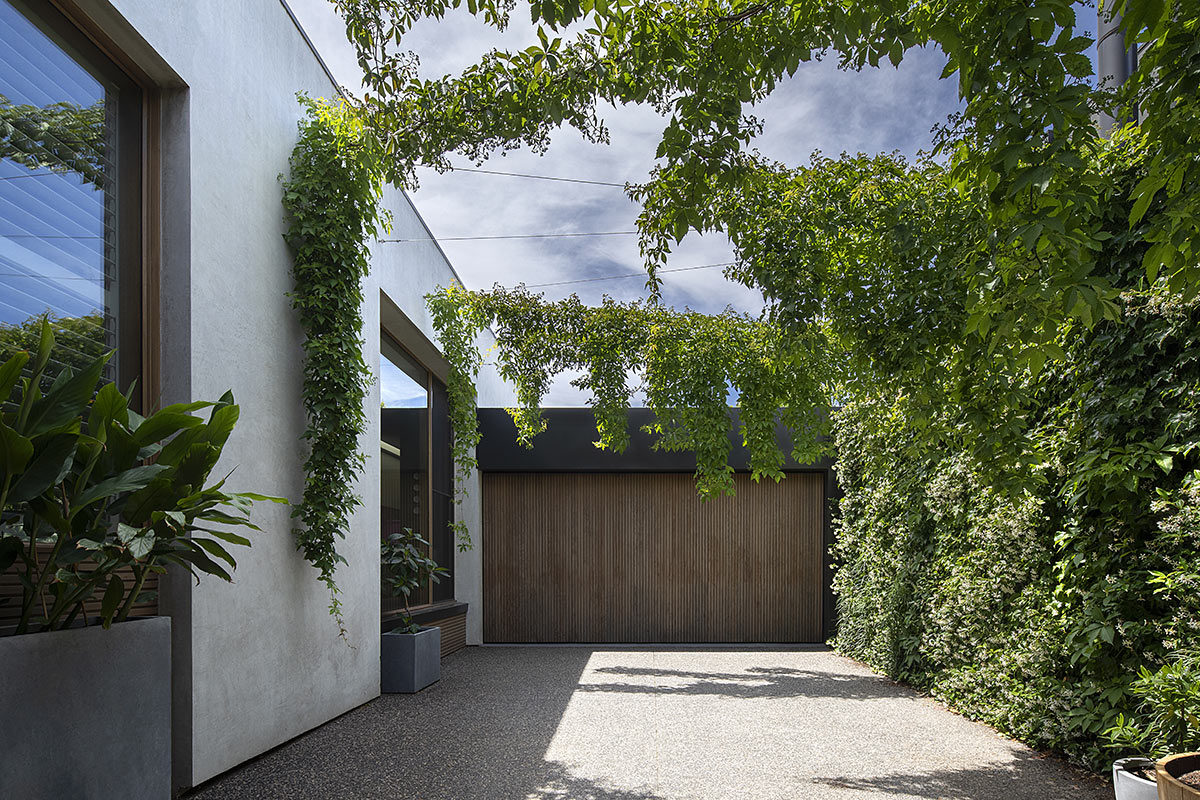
<box><xmin>6</xmin><ymin>433</ymin><xmax>78</xmax><ymax>503</ymax></box>
<box><xmin>24</xmin><ymin>351</ymin><xmax>110</xmax><ymax>436</ymax></box>
<box><xmin>0</xmin><ymin>421</ymin><xmax>34</xmax><ymax>478</ymax></box>
<box><xmin>75</xmin><ymin>463</ymin><xmax>169</xmax><ymax>509</ymax></box>
<box><xmin>0</xmin><ymin>350</ymin><xmax>29</xmax><ymax>401</ymax></box>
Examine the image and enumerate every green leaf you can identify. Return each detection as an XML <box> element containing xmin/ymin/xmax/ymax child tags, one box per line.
<box><xmin>132</xmin><ymin>408</ymin><xmax>206</xmax><ymax>447</ymax></box>
<box><xmin>0</xmin><ymin>422</ymin><xmax>35</xmax><ymax>477</ymax></box>
<box><xmin>32</xmin><ymin>318</ymin><xmax>54</xmax><ymax>375</ymax></box>
<box><xmin>117</xmin><ymin>522</ymin><xmax>141</xmax><ymax>545</ymax></box>
<box><xmin>25</xmin><ymin>352</ymin><xmax>110</xmax><ymax>436</ymax></box>
<box><xmin>127</xmin><ymin>531</ymin><xmax>155</xmax><ymax>560</ymax></box>
<box><xmin>75</xmin><ymin>464</ymin><xmax>170</xmax><ymax>508</ymax></box>
<box><xmin>192</xmin><ymin>536</ymin><xmax>237</xmax><ymax>567</ymax></box>
<box><xmin>87</xmin><ymin>382</ymin><xmax>128</xmax><ymax>444</ymax></box>
<box><xmin>0</xmin><ymin>350</ymin><xmax>30</xmax><ymax>401</ymax></box>
<box><xmin>7</xmin><ymin>434</ymin><xmax>77</xmax><ymax>503</ymax></box>
<box><xmin>195</xmin><ymin>527</ymin><xmax>252</xmax><ymax>548</ymax></box>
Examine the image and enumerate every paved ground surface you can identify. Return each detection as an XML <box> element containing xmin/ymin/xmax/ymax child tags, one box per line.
<box><xmin>190</xmin><ymin>647</ymin><xmax>1111</xmax><ymax>800</ymax></box>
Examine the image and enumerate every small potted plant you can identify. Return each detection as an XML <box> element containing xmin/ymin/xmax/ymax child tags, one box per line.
<box><xmin>380</xmin><ymin>527</ymin><xmax>448</xmax><ymax>693</ymax></box>
<box><xmin>1108</xmin><ymin>650</ymin><xmax>1200</xmax><ymax>800</ymax></box>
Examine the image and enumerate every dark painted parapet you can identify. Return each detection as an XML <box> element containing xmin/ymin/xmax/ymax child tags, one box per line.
<box><xmin>476</xmin><ymin>407</ymin><xmax>833</xmax><ymax>473</ymax></box>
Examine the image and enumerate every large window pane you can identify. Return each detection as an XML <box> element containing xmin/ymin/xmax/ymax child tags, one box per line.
<box><xmin>381</xmin><ymin>338</ymin><xmax>430</xmax><ymax>617</ymax></box>
<box><xmin>0</xmin><ymin>0</ymin><xmax>139</xmax><ymax>390</ymax></box>
<box><xmin>380</xmin><ymin>334</ymin><xmax>457</xmax><ymax>618</ymax></box>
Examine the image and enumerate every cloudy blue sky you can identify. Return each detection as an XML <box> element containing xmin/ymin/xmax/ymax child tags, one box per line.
<box><xmin>287</xmin><ymin>0</ymin><xmax>967</xmax><ymax>402</ymax></box>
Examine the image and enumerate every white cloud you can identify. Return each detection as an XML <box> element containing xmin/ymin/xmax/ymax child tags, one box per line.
<box><xmin>288</xmin><ymin>1</ymin><xmax>962</xmax><ymax>405</ymax></box>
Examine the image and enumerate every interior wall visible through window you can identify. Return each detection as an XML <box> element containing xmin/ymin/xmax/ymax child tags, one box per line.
<box><xmin>380</xmin><ymin>332</ymin><xmax>455</xmax><ymax>618</ymax></box>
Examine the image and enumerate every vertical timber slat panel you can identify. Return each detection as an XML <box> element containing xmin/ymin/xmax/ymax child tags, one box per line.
<box><xmin>483</xmin><ymin>472</ymin><xmax>824</xmax><ymax>643</ymax></box>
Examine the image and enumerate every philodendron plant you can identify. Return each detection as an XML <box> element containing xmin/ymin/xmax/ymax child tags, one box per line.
<box><xmin>381</xmin><ymin>528</ymin><xmax>447</xmax><ymax>634</ymax></box>
<box><xmin>0</xmin><ymin>322</ymin><xmax>284</xmax><ymax>635</ymax></box>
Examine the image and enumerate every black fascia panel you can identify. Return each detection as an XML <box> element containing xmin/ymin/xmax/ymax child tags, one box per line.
<box><xmin>476</xmin><ymin>407</ymin><xmax>833</xmax><ymax>473</ymax></box>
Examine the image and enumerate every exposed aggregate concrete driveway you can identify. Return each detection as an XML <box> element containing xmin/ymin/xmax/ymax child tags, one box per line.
<box><xmin>191</xmin><ymin>647</ymin><xmax>1110</xmax><ymax>800</ymax></box>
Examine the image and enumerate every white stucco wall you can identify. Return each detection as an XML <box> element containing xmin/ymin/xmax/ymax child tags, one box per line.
<box><xmin>75</xmin><ymin>0</ymin><xmax>509</xmax><ymax>787</ymax></box>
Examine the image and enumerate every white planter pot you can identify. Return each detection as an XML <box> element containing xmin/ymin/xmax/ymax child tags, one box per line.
<box><xmin>0</xmin><ymin>617</ymin><xmax>171</xmax><ymax>800</ymax></box>
<box><xmin>381</xmin><ymin>625</ymin><xmax>441</xmax><ymax>693</ymax></box>
<box><xmin>1113</xmin><ymin>757</ymin><xmax>1158</xmax><ymax>800</ymax></box>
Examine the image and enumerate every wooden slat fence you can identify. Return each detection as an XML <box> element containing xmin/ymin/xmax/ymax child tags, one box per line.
<box><xmin>483</xmin><ymin>472</ymin><xmax>824</xmax><ymax>643</ymax></box>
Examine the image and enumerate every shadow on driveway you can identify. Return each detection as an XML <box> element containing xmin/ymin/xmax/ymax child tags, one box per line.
<box><xmin>579</xmin><ymin>663</ymin><xmax>901</xmax><ymax>700</ymax></box>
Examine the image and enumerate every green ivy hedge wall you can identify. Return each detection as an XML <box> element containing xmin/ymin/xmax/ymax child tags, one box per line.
<box><xmin>832</xmin><ymin>279</ymin><xmax>1200</xmax><ymax>768</ymax></box>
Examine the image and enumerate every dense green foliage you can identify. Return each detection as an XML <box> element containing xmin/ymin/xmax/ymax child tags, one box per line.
<box><xmin>428</xmin><ymin>284</ymin><xmax>830</xmax><ymax>500</ymax></box>
<box><xmin>381</xmin><ymin>527</ymin><xmax>448</xmax><ymax>633</ymax></box>
<box><xmin>832</xmin><ymin>250</ymin><xmax>1200</xmax><ymax>767</ymax></box>
<box><xmin>335</xmin><ymin>0</ymin><xmax>1200</xmax><ymax>358</ymax></box>
<box><xmin>327</xmin><ymin>0</ymin><xmax>1200</xmax><ymax>767</ymax></box>
<box><xmin>0</xmin><ymin>324</ymin><xmax>281</xmax><ymax>634</ymax></box>
<box><xmin>282</xmin><ymin>96</ymin><xmax>389</xmax><ymax>625</ymax></box>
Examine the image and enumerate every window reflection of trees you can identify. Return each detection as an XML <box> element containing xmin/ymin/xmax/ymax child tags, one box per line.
<box><xmin>0</xmin><ymin>92</ymin><xmax>113</xmax><ymax>384</ymax></box>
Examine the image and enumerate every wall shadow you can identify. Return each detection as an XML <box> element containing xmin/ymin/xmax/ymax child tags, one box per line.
<box><xmin>186</xmin><ymin>647</ymin><xmax>666</xmax><ymax>800</ymax></box>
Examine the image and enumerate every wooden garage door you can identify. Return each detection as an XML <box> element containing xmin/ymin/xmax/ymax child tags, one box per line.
<box><xmin>483</xmin><ymin>472</ymin><xmax>824</xmax><ymax>643</ymax></box>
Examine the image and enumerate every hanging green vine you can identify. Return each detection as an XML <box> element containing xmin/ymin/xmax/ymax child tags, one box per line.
<box><xmin>426</xmin><ymin>284</ymin><xmax>833</xmax><ymax>511</ymax></box>
<box><xmin>282</xmin><ymin>95</ymin><xmax>389</xmax><ymax>625</ymax></box>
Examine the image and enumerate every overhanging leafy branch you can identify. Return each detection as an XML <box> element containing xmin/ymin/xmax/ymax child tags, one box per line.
<box><xmin>427</xmin><ymin>284</ymin><xmax>833</xmax><ymax>508</ymax></box>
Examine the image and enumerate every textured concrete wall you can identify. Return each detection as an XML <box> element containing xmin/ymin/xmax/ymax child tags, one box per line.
<box><xmin>0</xmin><ymin>618</ymin><xmax>171</xmax><ymax>799</ymax></box>
<box><xmin>73</xmin><ymin>0</ymin><xmax>509</xmax><ymax>786</ymax></box>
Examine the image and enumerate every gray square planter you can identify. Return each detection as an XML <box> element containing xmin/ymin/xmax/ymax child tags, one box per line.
<box><xmin>382</xmin><ymin>625</ymin><xmax>441</xmax><ymax>693</ymax></box>
<box><xmin>0</xmin><ymin>616</ymin><xmax>171</xmax><ymax>800</ymax></box>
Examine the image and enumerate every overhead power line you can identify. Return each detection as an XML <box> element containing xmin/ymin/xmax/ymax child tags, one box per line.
<box><xmin>379</xmin><ymin>230</ymin><xmax>638</xmax><ymax>243</ymax></box>
<box><xmin>424</xmin><ymin>164</ymin><xmax>630</xmax><ymax>188</ymax></box>
<box><xmin>521</xmin><ymin>262</ymin><xmax>735</xmax><ymax>289</ymax></box>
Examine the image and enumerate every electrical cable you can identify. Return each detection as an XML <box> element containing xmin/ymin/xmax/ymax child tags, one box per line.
<box><xmin>379</xmin><ymin>231</ymin><xmax>639</xmax><ymax>242</ymax></box>
<box><xmin>423</xmin><ymin>164</ymin><xmax>629</xmax><ymax>188</ymax></box>
<box><xmin>521</xmin><ymin>262</ymin><xmax>735</xmax><ymax>289</ymax></box>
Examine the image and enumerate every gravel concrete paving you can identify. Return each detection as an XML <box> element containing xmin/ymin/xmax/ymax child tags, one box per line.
<box><xmin>190</xmin><ymin>646</ymin><xmax>1111</xmax><ymax>800</ymax></box>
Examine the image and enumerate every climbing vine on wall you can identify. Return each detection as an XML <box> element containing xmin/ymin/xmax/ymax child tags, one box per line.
<box><xmin>427</xmin><ymin>284</ymin><xmax>833</xmax><ymax>521</ymax></box>
<box><xmin>282</xmin><ymin>95</ymin><xmax>389</xmax><ymax>626</ymax></box>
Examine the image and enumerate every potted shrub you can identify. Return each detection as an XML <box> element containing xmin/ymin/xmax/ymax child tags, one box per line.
<box><xmin>380</xmin><ymin>527</ymin><xmax>448</xmax><ymax>693</ymax></box>
<box><xmin>1108</xmin><ymin>650</ymin><xmax>1200</xmax><ymax>800</ymax></box>
<box><xmin>0</xmin><ymin>324</ymin><xmax>282</xmax><ymax>798</ymax></box>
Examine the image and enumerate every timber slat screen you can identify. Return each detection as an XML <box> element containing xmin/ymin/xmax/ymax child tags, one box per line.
<box><xmin>1</xmin><ymin>544</ymin><xmax>158</xmax><ymax>633</ymax></box>
<box><xmin>483</xmin><ymin>472</ymin><xmax>824</xmax><ymax>643</ymax></box>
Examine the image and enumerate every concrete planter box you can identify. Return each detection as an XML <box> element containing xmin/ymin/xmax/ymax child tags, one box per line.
<box><xmin>381</xmin><ymin>625</ymin><xmax>440</xmax><ymax>693</ymax></box>
<box><xmin>1114</xmin><ymin>757</ymin><xmax>1159</xmax><ymax>800</ymax></box>
<box><xmin>0</xmin><ymin>616</ymin><xmax>171</xmax><ymax>800</ymax></box>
